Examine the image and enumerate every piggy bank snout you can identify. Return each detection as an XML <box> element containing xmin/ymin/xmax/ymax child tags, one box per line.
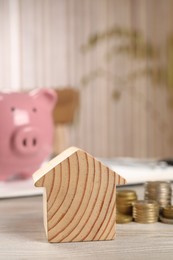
<box><xmin>13</xmin><ymin>126</ymin><xmax>40</xmax><ymax>155</ymax></box>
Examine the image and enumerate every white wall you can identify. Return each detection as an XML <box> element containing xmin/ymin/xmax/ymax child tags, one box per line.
<box><xmin>0</xmin><ymin>0</ymin><xmax>173</xmax><ymax>158</ymax></box>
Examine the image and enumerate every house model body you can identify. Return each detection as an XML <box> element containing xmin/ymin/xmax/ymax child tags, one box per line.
<box><xmin>33</xmin><ymin>147</ymin><xmax>126</xmax><ymax>243</ymax></box>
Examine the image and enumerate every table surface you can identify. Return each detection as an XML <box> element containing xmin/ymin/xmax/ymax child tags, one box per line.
<box><xmin>1</xmin><ymin>185</ymin><xmax>173</xmax><ymax>260</ymax></box>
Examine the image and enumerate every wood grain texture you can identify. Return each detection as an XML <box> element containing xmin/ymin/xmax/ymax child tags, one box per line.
<box><xmin>33</xmin><ymin>147</ymin><xmax>126</xmax><ymax>242</ymax></box>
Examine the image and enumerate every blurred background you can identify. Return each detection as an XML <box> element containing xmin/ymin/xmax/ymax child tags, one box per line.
<box><xmin>1</xmin><ymin>0</ymin><xmax>173</xmax><ymax>159</ymax></box>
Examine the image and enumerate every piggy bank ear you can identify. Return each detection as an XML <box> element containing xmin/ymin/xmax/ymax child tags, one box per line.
<box><xmin>30</xmin><ymin>88</ymin><xmax>57</xmax><ymax>110</ymax></box>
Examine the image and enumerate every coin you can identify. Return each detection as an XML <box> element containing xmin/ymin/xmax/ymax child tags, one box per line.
<box><xmin>133</xmin><ymin>200</ymin><xmax>159</xmax><ymax>223</ymax></box>
<box><xmin>117</xmin><ymin>190</ymin><xmax>137</xmax><ymax>198</ymax></box>
<box><xmin>162</xmin><ymin>206</ymin><xmax>173</xmax><ymax>219</ymax></box>
<box><xmin>160</xmin><ymin>215</ymin><xmax>173</xmax><ymax>224</ymax></box>
<box><xmin>116</xmin><ymin>206</ymin><xmax>132</xmax><ymax>214</ymax></box>
<box><xmin>116</xmin><ymin>213</ymin><xmax>133</xmax><ymax>224</ymax></box>
<box><xmin>144</xmin><ymin>181</ymin><xmax>172</xmax><ymax>208</ymax></box>
<box><xmin>116</xmin><ymin>190</ymin><xmax>137</xmax><ymax>215</ymax></box>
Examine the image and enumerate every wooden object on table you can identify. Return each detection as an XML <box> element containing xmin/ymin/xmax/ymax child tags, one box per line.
<box><xmin>53</xmin><ymin>125</ymin><xmax>70</xmax><ymax>155</ymax></box>
<box><xmin>53</xmin><ymin>88</ymin><xmax>79</xmax><ymax>155</ymax></box>
<box><xmin>53</xmin><ymin>88</ymin><xmax>79</xmax><ymax>124</ymax></box>
<box><xmin>32</xmin><ymin>146</ymin><xmax>126</xmax><ymax>243</ymax></box>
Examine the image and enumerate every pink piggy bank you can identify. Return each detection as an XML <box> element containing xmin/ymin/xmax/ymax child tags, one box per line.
<box><xmin>0</xmin><ymin>88</ymin><xmax>57</xmax><ymax>181</ymax></box>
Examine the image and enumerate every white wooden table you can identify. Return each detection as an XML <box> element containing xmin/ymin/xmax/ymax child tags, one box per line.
<box><xmin>0</xmin><ymin>185</ymin><xmax>173</xmax><ymax>260</ymax></box>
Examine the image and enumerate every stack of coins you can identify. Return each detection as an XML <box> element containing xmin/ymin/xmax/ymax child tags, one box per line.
<box><xmin>116</xmin><ymin>190</ymin><xmax>137</xmax><ymax>223</ymax></box>
<box><xmin>160</xmin><ymin>206</ymin><xmax>173</xmax><ymax>224</ymax></box>
<box><xmin>144</xmin><ymin>181</ymin><xmax>172</xmax><ymax>208</ymax></box>
<box><xmin>116</xmin><ymin>213</ymin><xmax>133</xmax><ymax>224</ymax></box>
<box><xmin>133</xmin><ymin>200</ymin><xmax>159</xmax><ymax>223</ymax></box>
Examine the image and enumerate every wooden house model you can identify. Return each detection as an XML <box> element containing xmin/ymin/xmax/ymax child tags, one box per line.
<box><xmin>33</xmin><ymin>147</ymin><xmax>126</xmax><ymax>243</ymax></box>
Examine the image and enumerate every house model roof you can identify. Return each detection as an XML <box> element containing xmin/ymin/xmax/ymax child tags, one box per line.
<box><xmin>33</xmin><ymin>147</ymin><xmax>78</xmax><ymax>185</ymax></box>
<box><xmin>33</xmin><ymin>146</ymin><xmax>126</xmax><ymax>187</ymax></box>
